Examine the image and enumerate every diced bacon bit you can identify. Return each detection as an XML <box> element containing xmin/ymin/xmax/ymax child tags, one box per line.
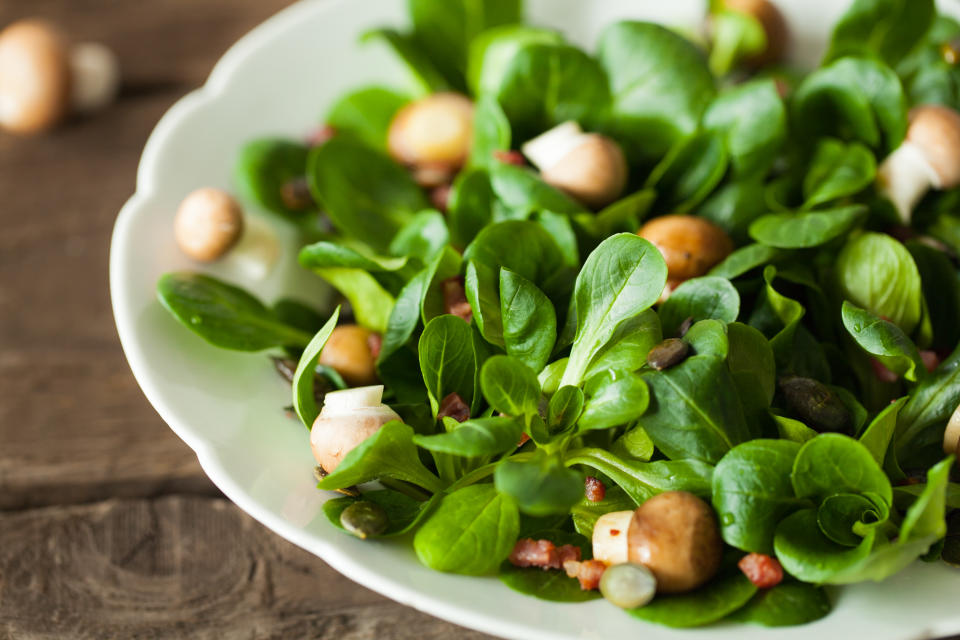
<box><xmin>517</xmin><ymin>432</ymin><xmax>531</xmax><ymax>448</ymax></box>
<box><xmin>873</xmin><ymin>350</ymin><xmax>940</xmax><ymax>382</ymax></box>
<box><xmin>738</xmin><ymin>553</ymin><xmax>784</xmax><ymax>589</ymax></box>
<box><xmin>585</xmin><ymin>476</ymin><xmax>606</xmax><ymax>502</ymax></box>
<box><xmin>367</xmin><ymin>332</ymin><xmax>383</xmax><ymax>360</ymax></box>
<box><xmin>442</xmin><ymin>277</ymin><xmax>473</xmax><ymax>323</ymax></box>
<box><xmin>430</xmin><ymin>184</ymin><xmax>452</xmax><ymax>212</ymax></box>
<box><xmin>575</xmin><ymin>559</ymin><xmax>607</xmax><ymax>591</ymax></box>
<box><xmin>494</xmin><ymin>149</ymin><xmax>526</xmax><ymax>166</ymax></box>
<box><xmin>563</xmin><ymin>559</ymin><xmax>581</xmax><ymax>578</ymax></box>
<box><xmin>508</xmin><ymin>539</ymin><xmax>582</xmax><ymax>570</ymax></box>
<box><xmin>921</xmin><ymin>350</ymin><xmax>940</xmax><ymax>373</ymax></box>
<box><xmin>306</xmin><ymin>125</ymin><xmax>336</xmax><ymax>147</ymax></box>
<box><xmin>438</xmin><ymin>392</ymin><xmax>470</xmax><ymax>423</ymax></box>
<box><xmin>871</xmin><ymin>358</ymin><xmax>899</xmax><ymax>383</ymax></box>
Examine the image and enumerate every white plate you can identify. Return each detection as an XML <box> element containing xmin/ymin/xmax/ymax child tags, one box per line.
<box><xmin>110</xmin><ymin>1</ymin><xmax>960</xmax><ymax>638</ymax></box>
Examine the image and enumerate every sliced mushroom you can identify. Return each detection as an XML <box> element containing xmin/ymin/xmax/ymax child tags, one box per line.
<box><xmin>0</xmin><ymin>19</ymin><xmax>120</xmax><ymax>134</ymax></box>
<box><xmin>310</xmin><ymin>385</ymin><xmax>401</xmax><ymax>473</ymax></box>
<box><xmin>878</xmin><ymin>105</ymin><xmax>960</xmax><ymax>222</ymax></box>
<box><xmin>522</xmin><ymin>121</ymin><xmax>628</xmax><ymax>209</ymax></box>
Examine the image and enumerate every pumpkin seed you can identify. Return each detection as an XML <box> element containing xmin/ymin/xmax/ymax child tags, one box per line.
<box><xmin>340</xmin><ymin>500</ymin><xmax>390</xmax><ymax>539</ymax></box>
<box><xmin>646</xmin><ymin>338</ymin><xmax>690</xmax><ymax>371</ymax></box>
<box><xmin>779</xmin><ymin>376</ymin><xmax>851</xmax><ymax>433</ymax></box>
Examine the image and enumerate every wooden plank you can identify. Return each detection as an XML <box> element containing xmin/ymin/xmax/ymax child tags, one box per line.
<box><xmin>0</xmin><ymin>0</ymin><xmax>295</xmax><ymax>508</ymax></box>
<box><xmin>0</xmin><ymin>495</ymin><xmax>495</xmax><ymax>639</ymax></box>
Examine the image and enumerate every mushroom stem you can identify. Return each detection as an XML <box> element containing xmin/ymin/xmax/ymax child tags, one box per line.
<box><xmin>69</xmin><ymin>41</ymin><xmax>120</xmax><ymax>113</ymax></box>
<box><xmin>592</xmin><ymin>510</ymin><xmax>634</xmax><ymax>565</ymax></box>
<box><xmin>878</xmin><ymin>141</ymin><xmax>941</xmax><ymax>223</ymax></box>
<box><xmin>220</xmin><ymin>215</ymin><xmax>279</xmax><ymax>282</ymax></box>
<box><xmin>521</xmin><ymin>121</ymin><xmax>586</xmax><ymax>172</ymax></box>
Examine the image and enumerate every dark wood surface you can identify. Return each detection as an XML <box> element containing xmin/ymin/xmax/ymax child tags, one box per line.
<box><xmin>0</xmin><ymin>2</ymin><xmax>491</xmax><ymax>638</ymax></box>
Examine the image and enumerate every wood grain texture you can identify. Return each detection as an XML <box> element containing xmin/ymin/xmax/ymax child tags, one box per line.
<box><xmin>0</xmin><ymin>1</ymin><xmax>493</xmax><ymax>637</ymax></box>
<box><xmin>0</xmin><ymin>496</ymin><xmax>492</xmax><ymax>639</ymax></box>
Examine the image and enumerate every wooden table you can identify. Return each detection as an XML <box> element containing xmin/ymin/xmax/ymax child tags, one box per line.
<box><xmin>0</xmin><ymin>1</ymin><xmax>489</xmax><ymax>637</ymax></box>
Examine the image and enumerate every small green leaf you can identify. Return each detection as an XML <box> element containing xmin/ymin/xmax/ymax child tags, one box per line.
<box><xmin>292</xmin><ymin>308</ymin><xmax>341</xmax><ymax>427</ymax></box>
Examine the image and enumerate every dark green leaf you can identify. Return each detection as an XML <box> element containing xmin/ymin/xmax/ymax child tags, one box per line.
<box><xmin>480</xmin><ymin>355</ymin><xmax>541</xmax><ymax>419</ymax></box>
<box><xmin>728</xmin><ymin>583</ymin><xmax>832</xmax><ymax>627</ymax></box>
<box><xmin>748</xmin><ymin>205</ymin><xmax>866</xmax><ymax>249</ymax></box>
<box><xmin>659</xmin><ymin>276</ymin><xmax>740</xmax><ymax>337</ymax></box>
<box><xmin>324</xmin><ymin>86</ymin><xmax>411</xmax><ymax>150</ymax></box>
<box><xmin>562</xmin><ymin>234</ymin><xmax>668</xmax><ymax>386</ymax></box>
<box><xmin>307</xmin><ymin>136</ymin><xmax>428</xmax><ymax>253</ymax></box>
<box><xmin>495</xmin><ymin>454</ymin><xmax>584</xmax><ymax>516</ymax></box>
<box><xmin>413</xmin><ymin>484</ymin><xmax>519</xmax><ymax>575</ymax></box>
<box><xmin>626</xmin><ymin>564</ymin><xmax>757</xmax><ymax>628</ymax></box>
<box><xmin>640</xmin><ymin>354</ymin><xmax>751</xmax><ymax>463</ymax></box>
<box><xmin>712</xmin><ymin>439</ymin><xmax>804</xmax><ymax>554</ymax></box>
<box><xmin>579</xmin><ymin>370</ymin><xmax>649</xmax><ymax>432</ymax></box>
<box><xmin>414</xmin><ymin>416</ymin><xmax>524</xmax><ymax>457</ymax></box>
<box><xmin>500</xmin><ymin>269</ymin><xmax>557</xmax><ymax>372</ymax></box>
<box><xmin>703</xmin><ymin>78</ymin><xmax>787</xmax><ymax>177</ymax></box>
<box><xmin>564</xmin><ymin>448</ymin><xmax>714</xmax><ymax>504</ymax></box>
<box><xmin>599</xmin><ymin>21</ymin><xmax>716</xmax><ymax>163</ymax></box>
<box><xmin>234</xmin><ymin>139</ymin><xmax>313</xmax><ymax>220</ymax></box>
<box><xmin>156</xmin><ymin>272</ymin><xmax>313</xmax><ymax>351</ymax></box>
<box><xmin>317</xmin><ymin>421</ymin><xmax>445</xmax><ymax>493</ymax></box>
<box><xmin>802</xmin><ymin>138</ymin><xmax>876</xmax><ymax>209</ymax></box>
<box><xmin>291</xmin><ymin>309</ymin><xmax>341</xmax><ymax>427</ymax></box>
<box><xmin>826</xmin><ymin>0</ymin><xmax>935</xmax><ymax>66</ymax></box>
<box><xmin>841</xmin><ymin>302</ymin><xmax>924</xmax><ymax>382</ymax></box>
<box><xmin>419</xmin><ymin>315</ymin><xmax>483</xmax><ymax>416</ymax></box>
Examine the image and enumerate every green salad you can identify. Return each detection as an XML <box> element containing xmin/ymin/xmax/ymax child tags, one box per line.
<box><xmin>156</xmin><ymin>0</ymin><xmax>960</xmax><ymax>628</ymax></box>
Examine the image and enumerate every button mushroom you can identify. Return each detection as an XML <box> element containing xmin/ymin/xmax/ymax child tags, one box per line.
<box><xmin>310</xmin><ymin>385</ymin><xmax>401</xmax><ymax>473</ymax></box>
<box><xmin>173</xmin><ymin>187</ymin><xmax>278</xmax><ymax>281</ymax></box>
<box><xmin>521</xmin><ymin>121</ymin><xmax>628</xmax><ymax>209</ymax></box>
<box><xmin>318</xmin><ymin>325</ymin><xmax>380</xmax><ymax>387</ymax></box>
<box><xmin>592</xmin><ymin>491</ymin><xmax>723</xmax><ymax>594</ymax></box>
<box><xmin>638</xmin><ymin>215</ymin><xmax>734</xmax><ymax>287</ymax></box>
<box><xmin>0</xmin><ymin>19</ymin><xmax>120</xmax><ymax>134</ymax></box>
<box><xmin>878</xmin><ymin>105</ymin><xmax>960</xmax><ymax>223</ymax></box>
<box><xmin>388</xmin><ymin>92</ymin><xmax>475</xmax><ymax>188</ymax></box>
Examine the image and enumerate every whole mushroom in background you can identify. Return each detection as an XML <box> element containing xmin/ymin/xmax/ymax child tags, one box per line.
<box><xmin>173</xmin><ymin>187</ymin><xmax>279</xmax><ymax>281</ymax></box>
<box><xmin>0</xmin><ymin>19</ymin><xmax>120</xmax><ymax>134</ymax></box>
<box><xmin>387</xmin><ymin>92</ymin><xmax>475</xmax><ymax>188</ymax></box>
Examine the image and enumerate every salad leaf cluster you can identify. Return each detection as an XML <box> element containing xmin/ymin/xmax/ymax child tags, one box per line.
<box><xmin>155</xmin><ymin>0</ymin><xmax>960</xmax><ymax>629</ymax></box>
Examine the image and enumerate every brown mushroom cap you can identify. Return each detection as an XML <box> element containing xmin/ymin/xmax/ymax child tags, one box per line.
<box><xmin>541</xmin><ymin>134</ymin><xmax>628</xmax><ymax>210</ymax></box>
<box><xmin>723</xmin><ymin>0</ymin><xmax>788</xmax><ymax>67</ymax></box>
<box><xmin>388</xmin><ymin>93</ymin><xmax>474</xmax><ymax>173</ymax></box>
<box><xmin>907</xmin><ymin>105</ymin><xmax>960</xmax><ymax>189</ymax></box>
<box><xmin>627</xmin><ymin>491</ymin><xmax>723</xmax><ymax>594</ymax></box>
<box><xmin>173</xmin><ymin>188</ymin><xmax>244</xmax><ymax>262</ymax></box>
<box><xmin>638</xmin><ymin>215</ymin><xmax>734</xmax><ymax>283</ymax></box>
<box><xmin>318</xmin><ymin>325</ymin><xmax>379</xmax><ymax>386</ymax></box>
<box><xmin>0</xmin><ymin>20</ymin><xmax>71</xmax><ymax>134</ymax></box>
